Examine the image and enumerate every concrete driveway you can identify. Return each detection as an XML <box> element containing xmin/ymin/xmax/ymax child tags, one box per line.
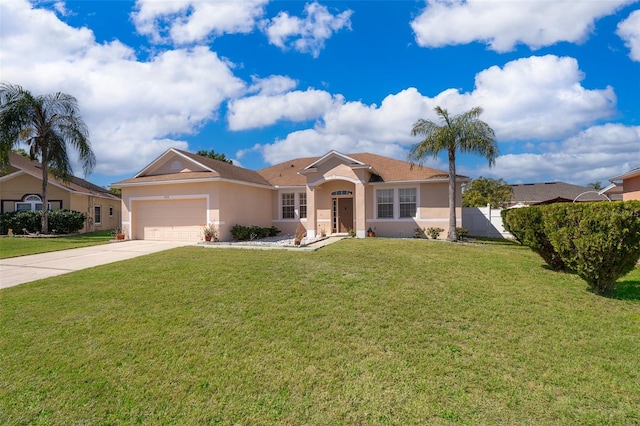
<box><xmin>0</xmin><ymin>240</ymin><xmax>193</xmax><ymax>290</ymax></box>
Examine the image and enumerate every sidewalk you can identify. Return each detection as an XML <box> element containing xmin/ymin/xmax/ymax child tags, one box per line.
<box><xmin>0</xmin><ymin>240</ymin><xmax>192</xmax><ymax>290</ymax></box>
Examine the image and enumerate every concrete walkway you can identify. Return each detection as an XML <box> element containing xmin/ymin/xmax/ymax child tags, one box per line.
<box><xmin>0</xmin><ymin>240</ymin><xmax>192</xmax><ymax>290</ymax></box>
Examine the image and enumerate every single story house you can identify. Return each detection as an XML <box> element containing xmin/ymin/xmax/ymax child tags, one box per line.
<box><xmin>600</xmin><ymin>167</ymin><xmax>640</xmax><ymax>201</ymax></box>
<box><xmin>112</xmin><ymin>149</ymin><xmax>465</xmax><ymax>242</ymax></box>
<box><xmin>0</xmin><ymin>152</ymin><xmax>121</xmax><ymax>233</ymax></box>
<box><xmin>506</xmin><ymin>181</ymin><xmax>611</xmax><ymax>207</ymax></box>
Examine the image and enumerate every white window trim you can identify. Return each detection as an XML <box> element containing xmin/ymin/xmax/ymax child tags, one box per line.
<box><xmin>279</xmin><ymin>191</ymin><xmax>308</xmax><ymax>221</ymax></box>
<box><xmin>109</xmin><ymin>205</ymin><xmax>114</xmax><ymax>217</ymax></box>
<box><xmin>399</xmin><ymin>187</ymin><xmax>418</xmax><ymax>219</ymax></box>
<box><xmin>373</xmin><ymin>186</ymin><xmax>420</xmax><ymax>221</ymax></box>
<box><xmin>299</xmin><ymin>192</ymin><xmax>307</xmax><ymax>219</ymax></box>
<box><xmin>15</xmin><ymin>195</ymin><xmax>51</xmax><ymax>212</ymax></box>
<box><xmin>375</xmin><ymin>188</ymin><xmax>394</xmax><ymax>220</ymax></box>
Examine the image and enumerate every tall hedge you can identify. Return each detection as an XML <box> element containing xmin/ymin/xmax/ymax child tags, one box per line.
<box><xmin>0</xmin><ymin>211</ymin><xmax>41</xmax><ymax>235</ymax></box>
<box><xmin>542</xmin><ymin>201</ymin><xmax>640</xmax><ymax>295</ymax></box>
<box><xmin>48</xmin><ymin>210</ymin><xmax>86</xmax><ymax>234</ymax></box>
<box><xmin>502</xmin><ymin>206</ymin><xmax>566</xmax><ymax>271</ymax></box>
<box><xmin>0</xmin><ymin>210</ymin><xmax>85</xmax><ymax>235</ymax></box>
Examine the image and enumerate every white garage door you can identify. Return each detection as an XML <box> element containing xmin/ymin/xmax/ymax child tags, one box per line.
<box><xmin>133</xmin><ymin>199</ymin><xmax>206</xmax><ymax>241</ymax></box>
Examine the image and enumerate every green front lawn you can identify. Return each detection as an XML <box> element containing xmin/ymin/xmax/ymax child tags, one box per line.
<box><xmin>0</xmin><ymin>230</ymin><xmax>113</xmax><ymax>259</ymax></box>
<box><xmin>1</xmin><ymin>239</ymin><xmax>639</xmax><ymax>424</ymax></box>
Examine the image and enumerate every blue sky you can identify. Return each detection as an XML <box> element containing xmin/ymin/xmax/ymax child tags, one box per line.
<box><xmin>1</xmin><ymin>0</ymin><xmax>639</xmax><ymax>189</ymax></box>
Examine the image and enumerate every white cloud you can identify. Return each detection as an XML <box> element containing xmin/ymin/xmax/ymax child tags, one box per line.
<box><xmin>256</xmin><ymin>55</ymin><xmax>617</xmax><ymax>165</ymax></box>
<box><xmin>617</xmin><ymin>9</ymin><xmax>640</xmax><ymax>61</ymax></box>
<box><xmin>227</xmin><ymin>89</ymin><xmax>337</xmax><ymax>130</ymax></box>
<box><xmin>261</xmin><ymin>2</ymin><xmax>352</xmax><ymax>57</ymax></box>
<box><xmin>474</xmin><ymin>124</ymin><xmax>640</xmax><ymax>185</ymax></box>
<box><xmin>132</xmin><ymin>0</ymin><xmax>267</xmax><ymax>44</ymax></box>
<box><xmin>471</xmin><ymin>55</ymin><xmax>616</xmax><ymax>140</ymax></box>
<box><xmin>1</xmin><ymin>0</ymin><xmax>245</xmax><ymax>176</ymax></box>
<box><xmin>411</xmin><ymin>0</ymin><xmax>635</xmax><ymax>52</ymax></box>
<box><xmin>247</xmin><ymin>75</ymin><xmax>298</xmax><ymax>96</ymax></box>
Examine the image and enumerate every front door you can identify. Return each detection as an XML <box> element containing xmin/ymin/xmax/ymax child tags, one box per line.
<box><xmin>337</xmin><ymin>198</ymin><xmax>353</xmax><ymax>233</ymax></box>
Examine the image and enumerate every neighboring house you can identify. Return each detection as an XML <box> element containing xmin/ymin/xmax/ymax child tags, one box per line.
<box><xmin>506</xmin><ymin>181</ymin><xmax>610</xmax><ymax>207</ymax></box>
<box><xmin>112</xmin><ymin>148</ymin><xmax>465</xmax><ymax>242</ymax></box>
<box><xmin>0</xmin><ymin>152</ymin><xmax>121</xmax><ymax>233</ymax></box>
<box><xmin>600</xmin><ymin>167</ymin><xmax>640</xmax><ymax>201</ymax></box>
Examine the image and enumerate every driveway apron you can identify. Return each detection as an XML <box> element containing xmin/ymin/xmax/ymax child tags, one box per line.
<box><xmin>0</xmin><ymin>241</ymin><xmax>192</xmax><ymax>290</ymax></box>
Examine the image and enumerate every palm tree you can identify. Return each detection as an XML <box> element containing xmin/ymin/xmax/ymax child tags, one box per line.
<box><xmin>0</xmin><ymin>83</ymin><xmax>95</xmax><ymax>234</ymax></box>
<box><xmin>408</xmin><ymin>106</ymin><xmax>497</xmax><ymax>241</ymax></box>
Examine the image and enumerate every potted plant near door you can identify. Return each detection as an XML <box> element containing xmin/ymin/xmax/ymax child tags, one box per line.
<box><xmin>112</xmin><ymin>228</ymin><xmax>126</xmax><ymax>240</ymax></box>
<box><xmin>367</xmin><ymin>227</ymin><xmax>376</xmax><ymax>237</ymax></box>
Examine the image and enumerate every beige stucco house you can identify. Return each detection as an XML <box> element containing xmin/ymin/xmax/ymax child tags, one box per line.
<box><xmin>601</xmin><ymin>167</ymin><xmax>640</xmax><ymax>201</ymax></box>
<box><xmin>0</xmin><ymin>152</ymin><xmax>121</xmax><ymax>233</ymax></box>
<box><xmin>112</xmin><ymin>148</ymin><xmax>465</xmax><ymax>242</ymax></box>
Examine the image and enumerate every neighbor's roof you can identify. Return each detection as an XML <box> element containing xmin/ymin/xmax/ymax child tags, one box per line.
<box><xmin>2</xmin><ymin>152</ymin><xmax>120</xmax><ymax>200</ymax></box>
<box><xmin>510</xmin><ymin>181</ymin><xmax>607</xmax><ymax>205</ymax></box>
<box><xmin>258</xmin><ymin>152</ymin><xmax>463</xmax><ymax>187</ymax></box>
<box><xmin>609</xmin><ymin>167</ymin><xmax>640</xmax><ymax>182</ymax></box>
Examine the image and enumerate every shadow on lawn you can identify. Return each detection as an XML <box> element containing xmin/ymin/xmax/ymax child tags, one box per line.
<box><xmin>611</xmin><ymin>279</ymin><xmax>640</xmax><ymax>301</ymax></box>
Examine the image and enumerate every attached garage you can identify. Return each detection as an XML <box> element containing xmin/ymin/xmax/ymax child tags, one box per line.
<box><xmin>132</xmin><ymin>198</ymin><xmax>206</xmax><ymax>241</ymax></box>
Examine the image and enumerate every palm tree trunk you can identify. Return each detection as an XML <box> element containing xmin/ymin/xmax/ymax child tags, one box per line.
<box><xmin>40</xmin><ymin>152</ymin><xmax>49</xmax><ymax>234</ymax></box>
<box><xmin>447</xmin><ymin>148</ymin><xmax>458</xmax><ymax>241</ymax></box>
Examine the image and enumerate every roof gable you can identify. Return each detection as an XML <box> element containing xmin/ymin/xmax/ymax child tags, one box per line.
<box><xmin>134</xmin><ymin>148</ymin><xmax>213</xmax><ymax>178</ymax></box>
<box><xmin>302</xmin><ymin>151</ymin><xmax>365</xmax><ymax>171</ymax></box>
<box><xmin>114</xmin><ymin>149</ymin><xmax>271</xmax><ymax>187</ymax></box>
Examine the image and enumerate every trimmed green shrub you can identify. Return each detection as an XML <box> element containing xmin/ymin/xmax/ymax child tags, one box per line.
<box><xmin>542</xmin><ymin>201</ymin><xmax>640</xmax><ymax>295</ymax></box>
<box><xmin>500</xmin><ymin>209</ymin><xmax>512</xmax><ymax>235</ymax></box>
<box><xmin>456</xmin><ymin>227</ymin><xmax>469</xmax><ymax>241</ymax></box>
<box><xmin>426</xmin><ymin>227</ymin><xmax>444</xmax><ymax>239</ymax></box>
<box><xmin>0</xmin><ymin>211</ymin><xmax>41</xmax><ymax>234</ymax></box>
<box><xmin>502</xmin><ymin>206</ymin><xmax>566</xmax><ymax>271</ymax></box>
<box><xmin>0</xmin><ymin>209</ymin><xmax>85</xmax><ymax>235</ymax></box>
<box><xmin>48</xmin><ymin>210</ymin><xmax>86</xmax><ymax>234</ymax></box>
<box><xmin>230</xmin><ymin>224</ymin><xmax>280</xmax><ymax>241</ymax></box>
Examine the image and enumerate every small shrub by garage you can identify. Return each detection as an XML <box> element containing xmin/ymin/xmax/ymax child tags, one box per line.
<box><xmin>542</xmin><ymin>201</ymin><xmax>640</xmax><ymax>295</ymax></box>
<box><xmin>502</xmin><ymin>206</ymin><xmax>566</xmax><ymax>271</ymax></box>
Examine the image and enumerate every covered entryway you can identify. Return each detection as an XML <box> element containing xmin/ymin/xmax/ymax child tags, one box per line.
<box><xmin>132</xmin><ymin>198</ymin><xmax>206</xmax><ymax>241</ymax></box>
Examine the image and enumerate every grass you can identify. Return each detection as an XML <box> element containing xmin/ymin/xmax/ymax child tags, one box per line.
<box><xmin>0</xmin><ymin>230</ymin><xmax>113</xmax><ymax>259</ymax></box>
<box><xmin>1</xmin><ymin>239</ymin><xmax>639</xmax><ymax>424</ymax></box>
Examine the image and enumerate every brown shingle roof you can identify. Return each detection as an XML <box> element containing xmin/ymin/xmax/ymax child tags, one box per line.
<box><xmin>257</xmin><ymin>152</ymin><xmax>462</xmax><ymax>186</ymax></box>
<box><xmin>112</xmin><ymin>149</ymin><xmax>272</xmax><ymax>187</ymax></box>
<box><xmin>257</xmin><ymin>156</ymin><xmax>319</xmax><ymax>187</ymax></box>
<box><xmin>176</xmin><ymin>149</ymin><xmax>271</xmax><ymax>186</ymax></box>
<box><xmin>510</xmin><ymin>182</ymin><xmax>606</xmax><ymax>205</ymax></box>
<box><xmin>4</xmin><ymin>152</ymin><xmax>120</xmax><ymax>200</ymax></box>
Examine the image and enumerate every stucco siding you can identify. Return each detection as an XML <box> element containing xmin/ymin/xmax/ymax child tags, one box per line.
<box><xmin>218</xmin><ymin>182</ymin><xmax>272</xmax><ymax>240</ymax></box>
<box><xmin>623</xmin><ymin>175</ymin><xmax>640</xmax><ymax>201</ymax></box>
<box><xmin>121</xmin><ymin>180</ymin><xmax>272</xmax><ymax>241</ymax></box>
<box><xmin>1</xmin><ymin>173</ymin><xmax>69</xmax><ymax>211</ymax></box>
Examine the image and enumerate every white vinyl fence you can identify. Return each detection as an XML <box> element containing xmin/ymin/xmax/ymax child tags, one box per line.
<box><xmin>462</xmin><ymin>205</ymin><xmax>514</xmax><ymax>239</ymax></box>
